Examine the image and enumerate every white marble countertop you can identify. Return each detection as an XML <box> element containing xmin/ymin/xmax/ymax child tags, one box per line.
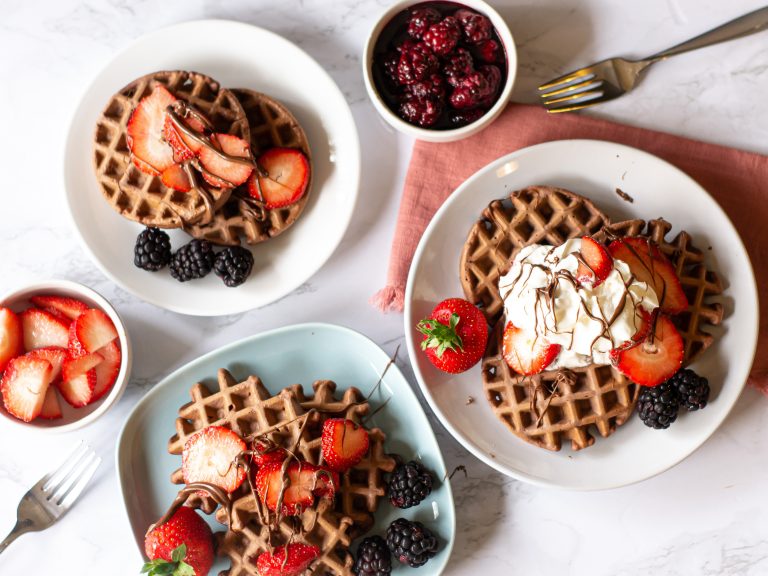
<box><xmin>1</xmin><ymin>0</ymin><xmax>767</xmax><ymax>574</ymax></box>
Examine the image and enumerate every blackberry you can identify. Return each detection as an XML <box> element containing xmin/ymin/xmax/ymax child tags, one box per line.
<box><xmin>213</xmin><ymin>246</ymin><xmax>254</xmax><ymax>287</ymax></box>
<box><xmin>637</xmin><ymin>381</ymin><xmax>681</xmax><ymax>429</ymax></box>
<box><xmin>386</xmin><ymin>518</ymin><xmax>439</xmax><ymax>568</ymax></box>
<box><xmin>423</xmin><ymin>16</ymin><xmax>461</xmax><ymax>56</ymax></box>
<box><xmin>353</xmin><ymin>535</ymin><xmax>391</xmax><ymax>576</ymax></box>
<box><xmin>669</xmin><ymin>368</ymin><xmax>710</xmax><ymax>411</ymax></box>
<box><xmin>169</xmin><ymin>239</ymin><xmax>215</xmax><ymax>282</ymax></box>
<box><xmin>133</xmin><ymin>227</ymin><xmax>172</xmax><ymax>271</ymax></box>
<box><xmin>388</xmin><ymin>460</ymin><xmax>434</xmax><ymax>509</ymax></box>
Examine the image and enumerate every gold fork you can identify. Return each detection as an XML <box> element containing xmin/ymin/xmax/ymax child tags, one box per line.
<box><xmin>539</xmin><ymin>6</ymin><xmax>768</xmax><ymax>113</ymax></box>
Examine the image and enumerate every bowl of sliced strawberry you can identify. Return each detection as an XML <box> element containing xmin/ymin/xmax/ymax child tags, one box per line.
<box><xmin>0</xmin><ymin>280</ymin><xmax>131</xmax><ymax>431</ymax></box>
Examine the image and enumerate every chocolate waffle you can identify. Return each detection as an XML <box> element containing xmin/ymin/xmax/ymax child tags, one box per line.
<box><xmin>167</xmin><ymin>370</ymin><xmax>396</xmax><ymax>575</ymax></box>
<box><xmin>185</xmin><ymin>89</ymin><xmax>312</xmax><ymax>246</ymax></box>
<box><xmin>93</xmin><ymin>70</ymin><xmax>250</xmax><ymax>228</ymax></box>
<box><xmin>463</xmin><ymin>186</ymin><xmax>724</xmax><ymax>450</ymax></box>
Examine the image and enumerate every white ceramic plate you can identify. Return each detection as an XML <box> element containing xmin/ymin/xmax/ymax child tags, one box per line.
<box><xmin>405</xmin><ymin>139</ymin><xmax>758</xmax><ymax>490</ymax></box>
<box><xmin>116</xmin><ymin>323</ymin><xmax>454</xmax><ymax>574</ymax></box>
<box><xmin>64</xmin><ymin>20</ymin><xmax>360</xmax><ymax>316</ymax></box>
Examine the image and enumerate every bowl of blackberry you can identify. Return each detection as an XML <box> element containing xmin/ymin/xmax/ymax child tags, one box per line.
<box><xmin>364</xmin><ymin>0</ymin><xmax>517</xmax><ymax>142</ymax></box>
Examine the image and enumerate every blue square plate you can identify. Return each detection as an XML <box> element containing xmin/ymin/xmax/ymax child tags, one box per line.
<box><xmin>116</xmin><ymin>323</ymin><xmax>455</xmax><ymax>574</ymax></box>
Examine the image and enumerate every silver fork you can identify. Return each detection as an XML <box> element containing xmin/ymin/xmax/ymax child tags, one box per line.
<box><xmin>539</xmin><ymin>6</ymin><xmax>768</xmax><ymax>113</ymax></box>
<box><xmin>0</xmin><ymin>442</ymin><xmax>101</xmax><ymax>554</ymax></box>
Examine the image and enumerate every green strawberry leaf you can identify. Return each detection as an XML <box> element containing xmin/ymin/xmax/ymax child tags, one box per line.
<box><xmin>417</xmin><ymin>313</ymin><xmax>464</xmax><ymax>359</ymax></box>
<box><xmin>141</xmin><ymin>544</ymin><xmax>195</xmax><ymax>576</ymax></box>
<box><xmin>171</xmin><ymin>544</ymin><xmax>187</xmax><ymax>564</ymax></box>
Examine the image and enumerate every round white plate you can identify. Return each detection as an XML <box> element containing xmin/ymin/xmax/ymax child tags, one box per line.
<box><xmin>404</xmin><ymin>139</ymin><xmax>759</xmax><ymax>490</ymax></box>
<box><xmin>64</xmin><ymin>20</ymin><xmax>360</xmax><ymax>316</ymax></box>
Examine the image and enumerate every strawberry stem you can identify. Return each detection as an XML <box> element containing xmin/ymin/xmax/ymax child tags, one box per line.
<box><xmin>417</xmin><ymin>313</ymin><xmax>464</xmax><ymax>359</ymax></box>
<box><xmin>141</xmin><ymin>544</ymin><xmax>195</xmax><ymax>576</ymax></box>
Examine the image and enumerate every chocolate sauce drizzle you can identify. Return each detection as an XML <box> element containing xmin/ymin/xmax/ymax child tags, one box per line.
<box><xmin>147</xmin><ymin>482</ymin><xmax>233</xmax><ymax>536</ymax></box>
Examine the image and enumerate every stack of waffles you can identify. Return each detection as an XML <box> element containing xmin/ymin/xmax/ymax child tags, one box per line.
<box><xmin>167</xmin><ymin>369</ymin><xmax>397</xmax><ymax>575</ymax></box>
<box><xmin>93</xmin><ymin>70</ymin><xmax>311</xmax><ymax>246</ymax></box>
<box><xmin>459</xmin><ymin>186</ymin><xmax>724</xmax><ymax>451</ymax></box>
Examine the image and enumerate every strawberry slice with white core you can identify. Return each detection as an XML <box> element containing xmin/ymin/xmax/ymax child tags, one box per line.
<box><xmin>39</xmin><ymin>386</ymin><xmax>63</xmax><ymax>419</ymax></box>
<box><xmin>575</xmin><ymin>236</ymin><xmax>613</xmax><ymax>287</ymax></box>
<box><xmin>20</xmin><ymin>308</ymin><xmax>70</xmax><ymax>351</ymax></box>
<box><xmin>182</xmin><ymin>425</ymin><xmax>247</xmax><ymax>492</ymax></box>
<box><xmin>160</xmin><ymin>163</ymin><xmax>192</xmax><ymax>192</ymax></box>
<box><xmin>0</xmin><ymin>307</ymin><xmax>22</xmax><ymax>373</ymax></box>
<box><xmin>27</xmin><ymin>347</ymin><xmax>67</xmax><ymax>384</ymax></box>
<box><xmin>30</xmin><ymin>296</ymin><xmax>89</xmax><ymax>321</ymax></box>
<box><xmin>69</xmin><ymin>309</ymin><xmax>118</xmax><ymax>357</ymax></box>
<box><xmin>251</xmin><ymin>148</ymin><xmax>309</xmax><ymax>208</ymax></box>
<box><xmin>254</xmin><ymin>461</ymin><xmax>337</xmax><ymax>516</ymax></box>
<box><xmin>131</xmin><ymin>155</ymin><xmax>161</xmax><ymax>176</ymax></box>
<box><xmin>57</xmin><ymin>369</ymin><xmax>96</xmax><ymax>408</ymax></box>
<box><xmin>502</xmin><ymin>322</ymin><xmax>561</xmax><ymax>375</ymax></box>
<box><xmin>91</xmin><ymin>340</ymin><xmax>121</xmax><ymax>402</ymax></box>
<box><xmin>198</xmin><ymin>133</ymin><xmax>253</xmax><ymax>188</ymax></box>
<box><xmin>1</xmin><ymin>355</ymin><xmax>53</xmax><ymax>422</ymax></box>
<box><xmin>608</xmin><ymin>237</ymin><xmax>689</xmax><ymax>314</ymax></box>
<box><xmin>126</xmin><ymin>84</ymin><xmax>177</xmax><ymax>174</ymax></box>
<box><xmin>321</xmin><ymin>419</ymin><xmax>370</xmax><ymax>472</ymax></box>
<box><xmin>62</xmin><ymin>352</ymin><xmax>103</xmax><ymax>382</ymax></box>
<box><xmin>614</xmin><ymin>313</ymin><xmax>684</xmax><ymax>387</ymax></box>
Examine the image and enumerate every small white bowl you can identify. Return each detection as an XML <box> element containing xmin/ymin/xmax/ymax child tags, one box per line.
<box><xmin>363</xmin><ymin>0</ymin><xmax>517</xmax><ymax>143</ymax></box>
<box><xmin>0</xmin><ymin>280</ymin><xmax>132</xmax><ymax>433</ymax></box>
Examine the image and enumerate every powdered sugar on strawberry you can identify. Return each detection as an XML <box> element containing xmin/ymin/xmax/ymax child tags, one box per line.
<box><xmin>499</xmin><ymin>238</ymin><xmax>659</xmax><ymax>369</ymax></box>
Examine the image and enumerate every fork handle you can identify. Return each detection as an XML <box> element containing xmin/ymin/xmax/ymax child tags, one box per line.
<box><xmin>0</xmin><ymin>522</ymin><xmax>30</xmax><ymax>555</ymax></box>
<box><xmin>649</xmin><ymin>6</ymin><xmax>768</xmax><ymax>61</ymax></box>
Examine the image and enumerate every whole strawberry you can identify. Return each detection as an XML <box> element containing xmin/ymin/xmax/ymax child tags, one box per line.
<box><xmin>417</xmin><ymin>298</ymin><xmax>488</xmax><ymax>373</ymax></box>
<box><xmin>143</xmin><ymin>506</ymin><xmax>214</xmax><ymax>576</ymax></box>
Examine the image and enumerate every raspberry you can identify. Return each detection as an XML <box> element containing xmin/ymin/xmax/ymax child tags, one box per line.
<box><xmin>406</xmin><ymin>6</ymin><xmax>441</xmax><ymax>40</ymax></box>
<box><xmin>396</xmin><ymin>42</ymin><xmax>439</xmax><ymax>85</ymax></box>
<box><xmin>399</xmin><ymin>93</ymin><xmax>444</xmax><ymax>127</ymax></box>
<box><xmin>442</xmin><ymin>48</ymin><xmax>474</xmax><ymax>87</ymax></box>
<box><xmin>455</xmin><ymin>8</ymin><xmax>493</xmax><ymax>43</ymax></box>
<box><xmin>423</xmin><ymin>16</ymin><xmax>461</xmax><ymax>56</ymax></box>
<box><xmin>474</xmin><ymin>39</ymin><xmax>501</xmax><ymax>63</ymax></box>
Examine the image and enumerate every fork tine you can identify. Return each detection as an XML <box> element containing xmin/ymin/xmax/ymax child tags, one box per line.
<box><xmin>542</xmin><ymin>89</ymin><xmax>605</xmax><ymax>107</ymax></box>
<box><xmin>538</xmin><ymin>68</ymin><xmax>596</xmax><ymax>91</ymax></box>
<box><xmin>539</xmin><ymin>79</ymin><xmax>603</xmax><ymax>100</ymax></box>
<box><xmin>58</xmin><ymin>455</ymin><xmax>100</xmax><ymax>509</ymax></box>
<box><xmin>40</xmin><ymin>441</ymin><xmax>88</xmax><ymax>492</ymax></box>
<box><xmin>545</xmin><ymin>98</ymin><xmax>609</xmax><ymax>114</ymax></box>
<box><xmin>50</xmin><ymin>450</ymin><xmax>97</xmax><ymax>505</ymax></box>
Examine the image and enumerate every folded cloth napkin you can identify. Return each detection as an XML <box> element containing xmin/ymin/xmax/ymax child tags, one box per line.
<box><xmin>371</xmin><ymin>103</ymin><xmax>767</xmax><ymax>394</ymax></box>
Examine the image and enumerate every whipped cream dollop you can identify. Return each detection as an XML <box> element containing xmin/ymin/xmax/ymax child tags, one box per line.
<box><xmin>499</xmin><ymin>238</ymin><xmax>659</xmax><ymax>369</ymax></box>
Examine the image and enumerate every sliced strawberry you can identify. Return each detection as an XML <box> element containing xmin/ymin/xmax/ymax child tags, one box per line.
<box><xmin>68</xmin><ymin>309</ymin><xmax>118</xmax><ymax>356</ymax></box>
<box><xmin>160</xmin><ymin>163</ymin><xmax>192</xmax><ymax>192</ymax></box>
<box><xmin>126</xmin><ymin>84</ymin><xmax>177</xmax><ymax>173</ymax></box>
<box><xmin>1</xmin><ymin>355</ymin><xmax>53</xmax><ymax>422</ymax></box>
<box><xmin>321</xmin><ymin>418</ymin><xmax>370</xmax><ymax>472</ymax></box>
<box><xmin>20</xmin><ymin>308</ymin><xmax>70</xmax><ymax>351</ymax></box>
<box><xmin>182</xmin><ymin>425</ymin><xmax>247</xmax><ymax>492</ymax></box>
<box><xmin>250</xmin><ymin>440</ymin><xmax>287</xmax><ymax>468</ymax></box>
<box><xmin>0</xmin><ymin>307</ymin><xmax>22</xmax><ymax>374</ymax></box>
<box><xmin>91</xmin><ymin>340</ymin><xmax>121</xmax><ymax>402</ymax></box>
<box><xmin>29</xmin><ymin>295</ymin><xmax>89</xmax><ymax>321</ymax></box>
<box><xmin>57</xmin><ymin>369</ymin><xmax>96</xmax><ymax>408</ymax></box>
<box><xmin>27</xmin><ymin>347</ymin><xmax>67</xmax><ymax>384</ymax></box>
<box><xmin>254</xmin><ymin>461</ymin><xmax>337</xmax><ymax>516</ymax></box>
<box><xmin>198</xmin><ymin>133</ymin><xmax>253</xmax><ymax>188</ymax></box>
<box><xmin>608</xmin><ymin>237</ymin><xmax>688</xmax><ymax>314</ymax></box>
<box><xmin>162</xmin><ymin>115</ymin><xmax>206</xmax><ymax>162</ymax></box>
<box><xmin>62</xmin><ymin>352</ymin><xmax>103</xmax><ymax>382</ymax></box>
<box><xmin>255</xmin><ymin>543</ymin><xmax>321</xmax><ymax>576</ymax></box>
<box><xmin>251</xmin><ymin>148</ymin><xmax>309</xmax><ymax>208</ymax></box>
<box><xmin>39</xmin><ymin>386</ymin><xmax>63</xmax><ymax>420</ymax></box>
<box><xmin>502</xmin><ymin>322</ymin><xmax>561</xmax><ymax>375</ymax></box>
<box><xmin>614</xmin><ymin>313</ymin><xmax>684</xmax><ymax>387</ymax></box>
<box><xmin>575</xmin><ymin>236</ymin><xmax>613</xmax><ymax>287</ymax></box>
<box><xmin>131</xmin><ymin>155</ymin><xmax>161</xmax><ymax>176</ymax></box>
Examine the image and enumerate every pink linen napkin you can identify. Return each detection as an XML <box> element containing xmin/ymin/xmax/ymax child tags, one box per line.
<box><xmin>371</xmin><ymin>103</ymin><xmax>767</xmax><ymax>393</ymax></box>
